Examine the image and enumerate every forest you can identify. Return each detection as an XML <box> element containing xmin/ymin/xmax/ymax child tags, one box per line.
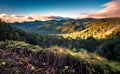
<box><xmin>0</xmin><ymin>18</ymin><xmax>120</xmax><ymax>74</ymax></box>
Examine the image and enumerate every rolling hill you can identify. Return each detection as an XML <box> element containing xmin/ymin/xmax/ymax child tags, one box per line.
<box><xmin>59</xmin><ymin>18</ymin><xmax>120</xmax><ymax>39</ymax></box>
<box><xmin>11</xmin><ymin>18</ymin><xmax>94</xmax><ymax>34</ymax></box>
<box><xmin>11</xmin><ymin>18</ymin><xmax>120</xmax><ymax>39</ymax></box>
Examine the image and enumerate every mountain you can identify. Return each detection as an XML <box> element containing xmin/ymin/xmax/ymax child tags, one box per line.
<box><xmin>59</xmin><ymin>18</ymin><xmax>120</xmax><ymax>39</ymax></box>
<box><xmin>11</xmin><ymin>18</ymin><xmax>120</xmax><ymax>38</ymax></box>
<box><xmin>11</xmin><ymin>18</ymin><xmax>94</xmax><ymax>34</ymax></box>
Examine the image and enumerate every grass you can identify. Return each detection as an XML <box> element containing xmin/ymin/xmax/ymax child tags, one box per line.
<box><xmin>0</xmin><ymin>40</ymin><xmax>120</xmax><ymax>73</ymax></box>
<box><xmin>0</xmin><ymin>40</ymin><xmax>42</xmax><ymax>52</ymax></box>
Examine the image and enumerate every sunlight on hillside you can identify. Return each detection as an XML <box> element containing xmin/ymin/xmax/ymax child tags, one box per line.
<box><xmin>58</xmin><ymin>23</ymin><xmax>120</xmax><ymax>39</ymax></box>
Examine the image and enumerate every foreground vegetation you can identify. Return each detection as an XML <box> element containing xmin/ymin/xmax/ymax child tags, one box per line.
<box><xmin>0</xmin><ymin>41</ymin><xmax>120</xmax><ymax>74</ymax></box>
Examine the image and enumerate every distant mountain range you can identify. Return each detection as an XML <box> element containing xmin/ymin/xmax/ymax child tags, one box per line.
<box><xmin>11</xmin><ymin>18</ymin><xmax>94</xmax><ymax>34</ymax></box>
<box><xmin>11</xmin><ymin>18</ymin><xmax>120</xmax><ymax>39</ymax></box>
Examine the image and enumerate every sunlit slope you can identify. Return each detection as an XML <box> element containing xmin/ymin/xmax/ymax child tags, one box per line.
<box><xmin>59</xmin><ymin>18</ymin><xmax>120</xmax><ymax>39</ymax></box>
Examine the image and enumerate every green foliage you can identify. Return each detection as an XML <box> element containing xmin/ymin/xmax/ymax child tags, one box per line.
<box><xmin>0</xmin><ymin>41</ymin><xmax>120</xmax><ymax>74</ymax></box>
<box><xmin>0</xmin><ymin>40</ymin><xmax>42</xmax><ymax>52</ymax></box>
<box><xmin>0</xmin><ymin>20</ymin><xmax>43</xmax><ymax>45</ymax></box>
<box><xmin>96</xmin><ymin>39</ymin><xmax>120</xmax><ymax>61</ymax></box>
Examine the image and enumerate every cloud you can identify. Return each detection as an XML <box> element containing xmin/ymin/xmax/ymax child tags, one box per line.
<box><xmin>0</xmin><ymin>14</ymin><xmax>67</xmax><ymax>23</ymax></box>
<box><xmin>79</xmin><ymin>0</ymin><xmax>120</xmax><ymax>18</ymax></box>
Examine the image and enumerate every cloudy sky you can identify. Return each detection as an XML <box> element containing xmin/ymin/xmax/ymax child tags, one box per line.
<box><xmin>0</xmin><ymin>0</ymin><xmax>120</xmax><ymax>23</ymax></box>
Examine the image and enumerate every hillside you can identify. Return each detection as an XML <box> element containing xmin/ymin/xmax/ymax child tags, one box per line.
<box><xmin>1</xmin><ymin>19</ymin><xmax>120</xmax><ymax>61</ymax></box>
<box><xmin>0</xmin><ymin>41</ymin><xmax>120</xmax><ymax>74</ymax></box>
<box><xmin>11</xmin><ymin>18</ymin><xmax>94</xmax><ymax>34</ymax></box>
<box><xmin>0</xmin><ymin>20</ymin><xmax>43</xmax><ymax>45</ymax></box>
<box><xmin>0</xmin><ymin>19</ymin><xmax>120</xmax><ymax>74</ymax></box>
<box><xmin>59</xmin><ymin>18</ymin><xmax>120</xmax><ymax>39</ymax></box>
<box><xmin>11</xmin><ymin>18</ymin><xmax>120</xmax><ymax>39</ymax></box>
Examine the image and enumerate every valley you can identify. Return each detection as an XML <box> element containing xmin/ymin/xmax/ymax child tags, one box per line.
<box><xmin>0</xmin><ymin>18</ymin><xmax>120</xmax><ymax>73</ymax></box>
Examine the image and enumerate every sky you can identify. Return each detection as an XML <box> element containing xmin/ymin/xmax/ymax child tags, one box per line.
<box><xmin>0</xmin><ymin>0</ymin><xmax>120</xmax><ymax>23</ymax></box>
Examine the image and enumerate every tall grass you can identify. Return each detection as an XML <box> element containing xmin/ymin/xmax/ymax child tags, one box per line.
<box><xmin>0</xmin><ymin>41</ymin><xmax>120</xmax><ymax>74</ymax></box>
